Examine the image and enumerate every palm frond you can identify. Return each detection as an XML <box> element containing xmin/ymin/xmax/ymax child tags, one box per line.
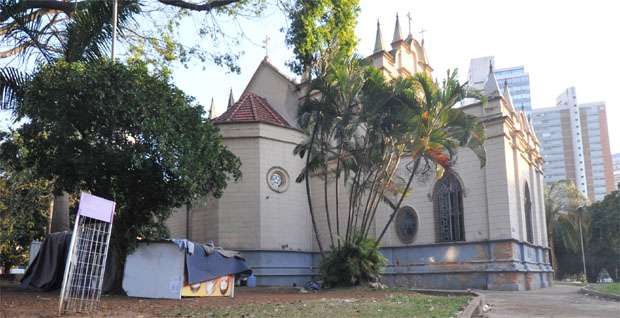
<box><xmin>0</xmin><ymin>66</ymin><xmax>28</xmax><ymax>110</ymax></box>
<box><xmin>63</xmin><ymin>0</ymin><xmax>140</xmax><ymax>62</ymax></box>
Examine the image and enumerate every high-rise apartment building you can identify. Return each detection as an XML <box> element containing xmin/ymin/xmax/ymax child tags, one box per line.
<box><xmin>531</xmin><ymin>87</ymin><xmax>614</xmax><ymax>201</ymax></box>
<box><xmin>468</xmin><ymin>56</ymin><xmax>532</xmax><ymax>113</ymax></box>
<box><xmin>613</xmin><ymin>153</ymin><xmax>620</xmax><ymax>190</ymax></box>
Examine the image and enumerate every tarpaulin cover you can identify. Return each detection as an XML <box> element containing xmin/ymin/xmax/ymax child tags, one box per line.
<box><xmin>20</xmin><ymin>231</ymin><xmax>117</xmax><ymax>292</ymax></box>
<box><xmin>21</xmin><ymin>231</ymin><xmax>72</xmax><ymax>291</ymax></box>
<box><xmin>185</xmin><ymin>244</ymin><xmax>251</xmax><ymax>284</ymax></box>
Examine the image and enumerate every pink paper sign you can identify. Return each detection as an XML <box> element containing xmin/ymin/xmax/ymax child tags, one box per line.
<box><xmin>78</xmin><ymin>193</ymin><xmax>116</xmax><ymax>223</ymax></box>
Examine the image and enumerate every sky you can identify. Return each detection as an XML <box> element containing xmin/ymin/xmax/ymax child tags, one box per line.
<box><xmin>170</xmin><ymin>0</ymin><xmax>620</xmax><ymax>154</ymax></box>
<box><xmin>1</xmin><ymin>0</ymin><xmax>618</xmax><ymax>153</ymax></box>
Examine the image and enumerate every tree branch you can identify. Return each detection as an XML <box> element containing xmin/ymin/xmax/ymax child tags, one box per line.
<box><xmin>0</xmin><ymin>1</ymin><xmax>86</xmax><ymax>22</ymax></box>
<box><xmin>156</xmin><ymin>0</ymin><xmax>240</xmax><ymax>11</ymax></box>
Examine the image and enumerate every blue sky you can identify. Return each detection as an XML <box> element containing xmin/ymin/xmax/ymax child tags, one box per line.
<box><xmin>170</xmin><ymin>0</ymin><xmax>619</xmax><ymax>153</ymax></box>
<box><xmin>2</xmin><ymin>0</ymin><xmax>618</xmax><ymax>153</ymax></box>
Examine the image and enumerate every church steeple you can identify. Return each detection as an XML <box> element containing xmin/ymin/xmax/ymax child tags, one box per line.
<box><xmin>483</xmin><ymin>63</ymin><xmax>501</xmax><ymax>98</ymax></box>
<box><xmin>392</xmin><ymin>13</ymin><xmax>402</xmax><ymax>43</ymax></box>
<box><xmin>227</xmin><ymin>88</ymin><xmax>235</xmax><ymax>109</ymax></box>
<box><xmin>374</xmin><ymin>20</ymin><xmax>385</xmax><ymax>53</ymax></box>
<box><xmin>502</xmin><ymin>80</ymin><xmax>515</xmax><ymax>111</ymax></box>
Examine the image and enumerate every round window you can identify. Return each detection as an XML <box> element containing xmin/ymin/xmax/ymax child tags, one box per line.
<box><xmin>266</xmin><ymin>167</ymin><xmax>289</xmax><ymax>193</ymax></box>
<box><xmin>395</xmin><ymin>206</ymin><xmax>418</xmax><ymax>244</ymax></box>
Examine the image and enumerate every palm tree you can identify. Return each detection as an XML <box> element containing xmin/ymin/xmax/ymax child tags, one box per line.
<box><xmin>0</xmin><ymin>0</ymin><xmax>140</xmax><ymax>232</ymax></box>
<box><xmin>544</xmin><ymin>180</ymin><xmax>589</xmax><ymax>279</ymax></box>
<box><xmin>375</xmin><ymin>70</ymin><xmax>486</xmax><ymax>244</ymax></box>
<box><xmin>296</xmin><ymin>49</ymin><xmax>487</xmax><ymax>249</ymax></box>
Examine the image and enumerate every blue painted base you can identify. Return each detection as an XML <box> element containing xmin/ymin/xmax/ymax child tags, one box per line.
<box><xmin>238</xmin><ymin>239</ymin><xmax>553</xmax><ymax>290</ymax></box>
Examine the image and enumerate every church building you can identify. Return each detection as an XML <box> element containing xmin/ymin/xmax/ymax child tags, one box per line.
<box><xmin>166</xmin><ymin>15</ymin><xmax>553</xmax><ymax>291</ymax></box>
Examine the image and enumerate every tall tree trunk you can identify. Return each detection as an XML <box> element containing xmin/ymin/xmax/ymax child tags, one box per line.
<box><xmin>306</xmin><ymin>119</ymin><xmax>325</xmax><ymax>258</ymax></box>
<box><xmin>334</xmin><ymin>144</ymin><xmax>343</xmax><ymax>243</ymax></box>
<box><xmin>48</xmin><ymin>192</ymin><xmax>70</xmax><ymax>233</ymax></box>
<box><xmin>549</xmin><ymin>237</ymin><xmax>558</xmax><ymax>280</ymax></box>
<box><xmin>323</xmin><ymin>164</ymin><xmax>335</xmax><ymax>247</ymax></box>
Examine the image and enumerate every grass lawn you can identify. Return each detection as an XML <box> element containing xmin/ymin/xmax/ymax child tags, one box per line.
<box><xmin>167</xmin><ymin>292</ymin><xmax>470</xmax><ymax>318</ymax></box>
<box><xmin>591</xmin><ymin>282</ymin><xmax>620</xmax><ymax>296</ymax></box>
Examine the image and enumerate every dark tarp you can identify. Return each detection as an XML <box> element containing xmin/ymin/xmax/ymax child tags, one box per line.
<box><xmin>20</xmin><ymin>231</ymin><xmax>117</xmax><ymax>292</ymax></box>
<box><xmin>184</xmin><ymin>244</ymin><xmax>251</xmax><ymax>284</ymax></box>
<box><xmin>20</xmin><ymin>231</ymin><xmax>71</xmax><ymax>291</ymax></box>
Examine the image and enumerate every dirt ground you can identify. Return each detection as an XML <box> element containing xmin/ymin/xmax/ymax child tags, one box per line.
<box><xmin>0</xmin><ymin>281</ymin><xmax>443</xmax><ymax>318</ymax></box>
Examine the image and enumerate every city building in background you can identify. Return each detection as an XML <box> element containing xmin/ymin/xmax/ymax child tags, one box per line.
<box><xmin>468</xmin><ymin>56</ymin><xmax>532</xmax><ymax>113</ymax></box>
<box><xmin>612</xmin><ymin>153</ymin><xmax>620</xmax><ymax>189</ymax></box>
<box><xmin>531</xmin><ymin>87</ymin><xmax>615</xmax><ymax>201</ymax></box>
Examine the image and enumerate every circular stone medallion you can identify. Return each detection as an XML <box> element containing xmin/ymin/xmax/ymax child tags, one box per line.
<box><xmin>395</xmin><ymin>206</ymin><xmax>418</xmax><ymax>244</ymax></box>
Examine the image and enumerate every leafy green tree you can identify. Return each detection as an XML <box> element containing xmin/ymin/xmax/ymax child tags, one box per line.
<box><xmin>587</xmin><ymin>188</ymin><xmax>619</xmax><ymax>281</ymax></box>
<box><xmin>0</xmin><ymin>165</ymin><xmax>52</xmax><ymax>271</ymax></box>
<box><xmin>285</xmin><ymin>0</ymin><xmax>360</xmax><ymax>75</ymax></box>
<box><xmin>544</xmin><ymin>180</ymin><xmax>589</xmax><ymax>278</ymax></box>
<box><xmin>0</xmin><ymin>60</ymin><xmax>241</xmax><ymax>287</ymax></box>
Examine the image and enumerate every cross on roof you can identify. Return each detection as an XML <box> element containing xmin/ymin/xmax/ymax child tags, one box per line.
<box><xmin>262</xmin><ymin>35</ymin><xmax>271</xmax><ymax>57</ymax></box>
<box><xmin>419</xmin><ymin>27</ymin><xmax>428</xmax><ymax>39</ymax></box>
<box><xmin>419</xmin><ymin>27</ymin><xmax>428</xmax><ymax>46</ymax></box>
<box><xmin>406</xmin><ymin>12</ymin><xmax>413</xmax><ymax>35</ymax></box>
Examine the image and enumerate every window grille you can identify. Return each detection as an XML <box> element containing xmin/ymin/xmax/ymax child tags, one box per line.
<box><xmin>434</xmin><ymin>172</ymin><xmax>465</xmax><ymax>242</ymax></box>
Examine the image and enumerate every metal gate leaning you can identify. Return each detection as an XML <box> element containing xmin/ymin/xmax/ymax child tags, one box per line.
<box><xmin>58</xmin><ymin>193</ymin><xmax>116</xmax><ymax>315</ymax></box>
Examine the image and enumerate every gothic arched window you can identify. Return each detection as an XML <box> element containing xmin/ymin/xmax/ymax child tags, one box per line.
<box><xmin>434</xmin><ymin>172</ymin><xmax>465</xmax><ymax>242</ymax></box>
<box><xmin>524</xmin><ymin>182</ymin><xmax>534</xmax><ymax>243</ymax></box>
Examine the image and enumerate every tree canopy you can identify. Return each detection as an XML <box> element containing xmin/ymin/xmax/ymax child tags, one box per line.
<box><xmin>0</xmin><ymin>60</ymin><xmax>241</xmax><ymax>279</ymax></box>
<box><xmin>285</xmin><ymin>0</ymin><xmax>360</xmax><ymax>75</ymax></box>
<box><xmin>0</xmin><ymin>0</ymin><xmax>272</xmax><ymax>77</ymax></box>
<box><xmin>0</xmin><ymin>165</ymin><xmax>51</xmax><ymax>271</ymax></box>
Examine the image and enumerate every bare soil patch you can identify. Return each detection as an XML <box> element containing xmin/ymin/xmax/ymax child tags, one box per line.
<box><xmin>1</xmin><ymin>281</ymin><xmax>468</xmax><ymax>317</ymax></box>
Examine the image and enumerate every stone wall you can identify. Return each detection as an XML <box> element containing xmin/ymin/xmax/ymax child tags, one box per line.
<box><xmin>240</xmin><ymin>239</ymin><xmax>552</xmax><ymax>291</ymax></box>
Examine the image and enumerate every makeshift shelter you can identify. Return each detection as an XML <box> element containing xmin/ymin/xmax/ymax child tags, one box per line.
<box><xmin>122</xmin><ymin>240</ymin><xmax>251</xmax><ymax>300</ymax></box>
<box><xmin>21</xmin><ymin>231</ymin><xmax>117</xmax><ymax>292</ymax></box>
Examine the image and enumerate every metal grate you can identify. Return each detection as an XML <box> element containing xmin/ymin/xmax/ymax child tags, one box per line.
<box><xmin>58</xmin><ymin>194</ymin><xmax>115</xmax><ymax>315</ymax></box>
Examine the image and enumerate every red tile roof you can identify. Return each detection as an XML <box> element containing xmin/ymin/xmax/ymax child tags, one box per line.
<box><xmin>213</xmin><ymin>92</ymin><xmax>291</xmax><ymax>128</ymax></box>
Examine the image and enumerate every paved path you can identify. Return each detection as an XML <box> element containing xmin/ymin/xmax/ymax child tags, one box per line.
<box><xmin>479</xmin><ymin>284</ymin><xmax>620</xmax><ymax>318</ymax></box>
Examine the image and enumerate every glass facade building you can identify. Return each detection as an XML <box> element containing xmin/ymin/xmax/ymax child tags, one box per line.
<box><xmin>494</xmin><ymin>66</ymin><xmax>532</xmax><ymax>114</ymax></box>
<box><xmin>467</xmin><ymin>57</ymin><xmax>532</xmax><ymax>114</ymax></box>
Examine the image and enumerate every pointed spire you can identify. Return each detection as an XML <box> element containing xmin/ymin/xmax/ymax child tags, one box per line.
<box><xmin>374</xmin><ymin>20</ymin><xmax>385</xmax><ymax>53</ymax></box>
<box><xmin>392</xmin><ymin>13</ymin><xmax>402</xmax><ymax>43</ymax></box>
<box><xmin>208</xmin><ymin>97</ymin><xmax>214</xmax><ymax>119</ymax></box>
<box><xmin>502</xmin><ymin>80</ymin><xmax>514</xmax><ymax>109</ymax></box>
<box><xmin>227</xmin><ymin>88</ymin><xmax>234</xmax><ymax>109</ymax></box>
<box><xmin>483</xmin><ymin>68</ymin><xmax>501</xmax><ymax>98</ymax></box>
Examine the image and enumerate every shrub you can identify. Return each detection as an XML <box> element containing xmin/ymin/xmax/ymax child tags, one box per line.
<box><xmin>320</xmin><ymin>236</ymin><xmax>386</xmax><ymax>287</ymax></box>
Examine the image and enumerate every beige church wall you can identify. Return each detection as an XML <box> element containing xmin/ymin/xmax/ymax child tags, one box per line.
<box><xmin>165</xmin><ymin>206</ymin><xmax>188</xmax><ymax>239</ymax></box>
<box><xmin>188</xmin><ymin>195</ymin><xmax>219</xmax><ymax>244</ymax></box>
<box><xmin>453</xmin><ymin>148</ymin><xmax>490</xmax><ymax>242</ymax></box>
<box><xmin>308</xmin><ymin>173</ymin><xmax>353</xmax><ymax>251</ymax></box>
<box><xmin>482</xmin><ymin>135</ymin><xmax>515</xmax><ymax>241</ymax></box>
<box><xmin>256</xmin><ymin>125</ymin><xmax>313</xmax><ymax>251</ymax></box>
<box><xmin>514</xmin><ymin>140</ymin><xmax>548</xmax><ymax>248</ymax></box>
<box><xmin>210</xmin><ymin>131</ymin><xmax>262</xmax><ymax>250</ymax></box>
<box><xmin>528</xmin><ymin>165</ymin><xmax>544</xmax><ymax>246</ymax></box>
<box><xmin>536</xmin><ymin>171</ymin><xmax>549</xmax><ymax>246</ymax></box>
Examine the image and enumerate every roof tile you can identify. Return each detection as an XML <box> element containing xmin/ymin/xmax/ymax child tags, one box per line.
<box><xmin>213</xmin><ymin>92</ymin><xmax>291</xmax><ymax>128</ymax></box>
